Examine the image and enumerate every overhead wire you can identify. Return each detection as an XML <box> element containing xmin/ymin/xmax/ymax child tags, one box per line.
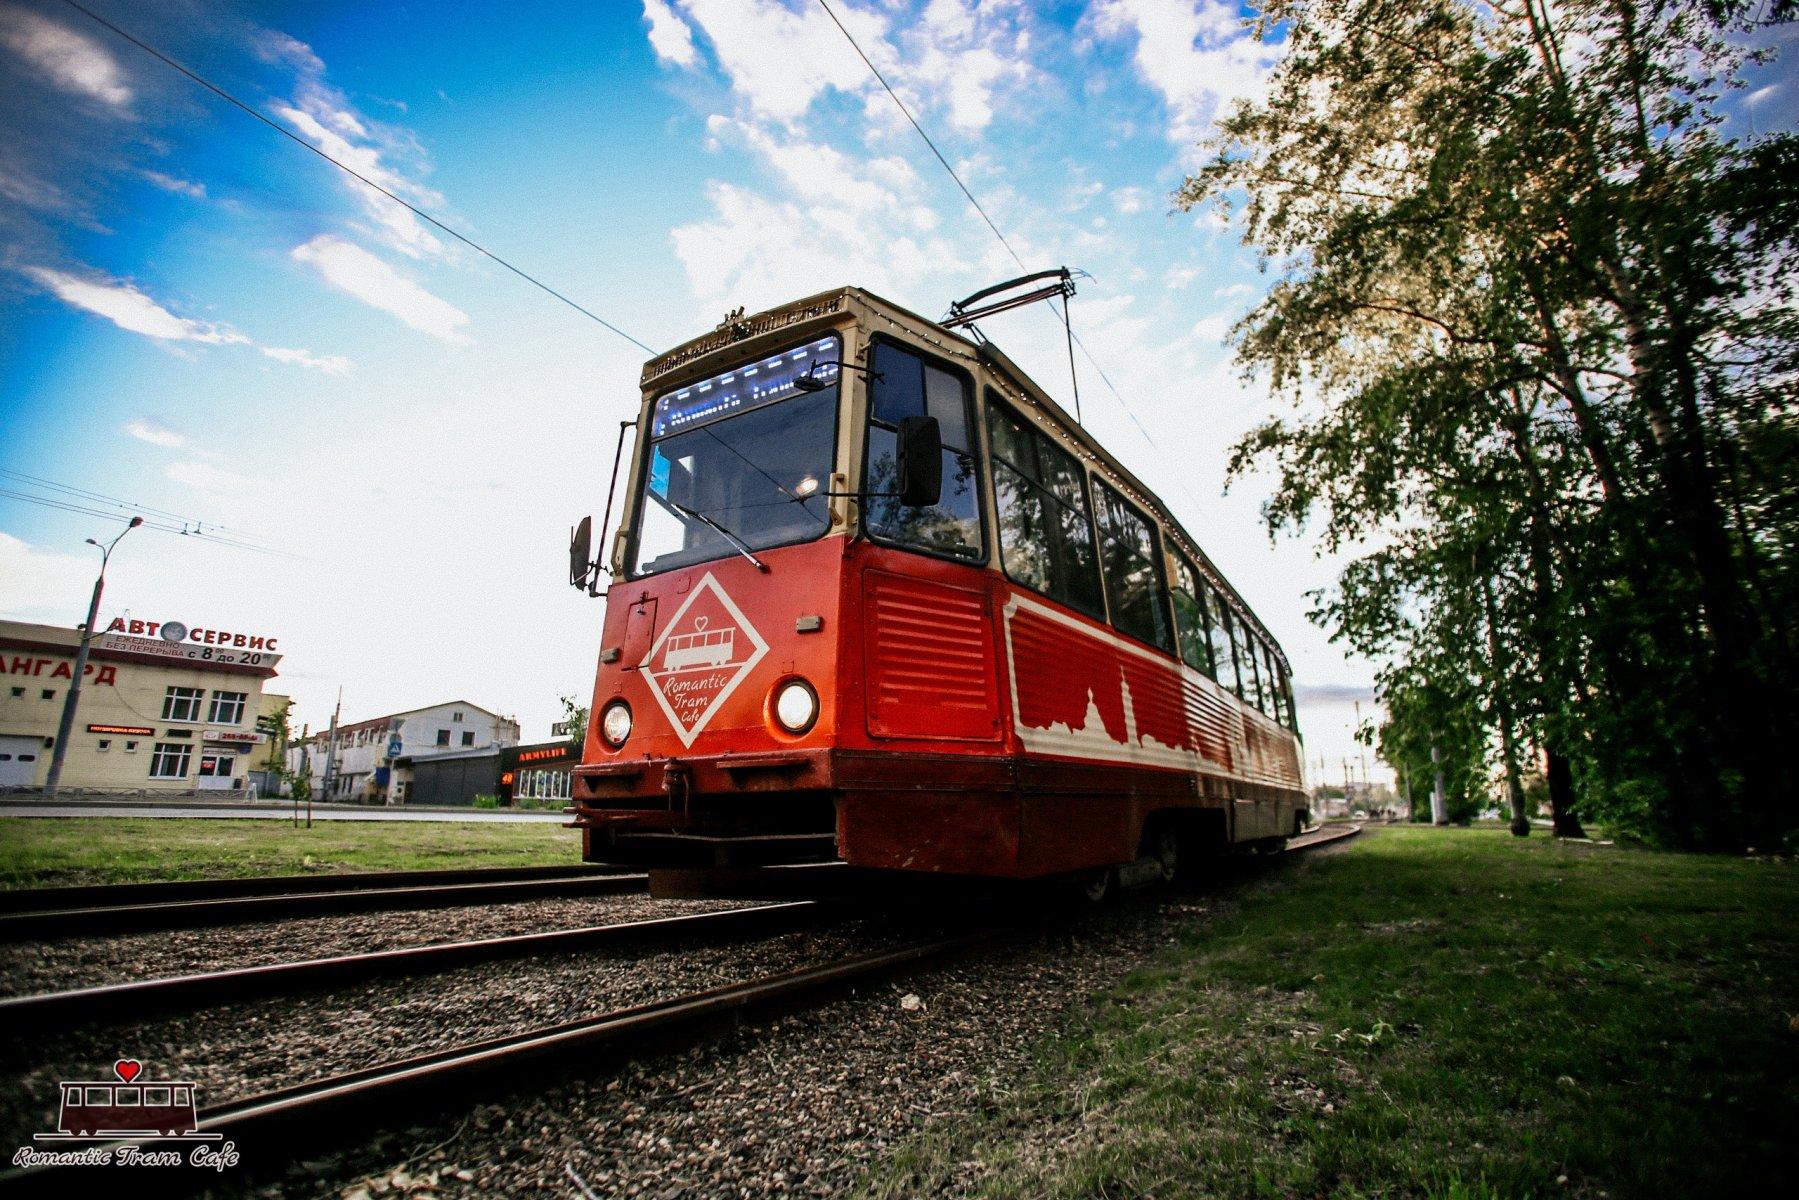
<box><xmin>0</xmin><ymin>486</ymin><xmax>304</xmax><ymax>560</ymax></box>
<box><xmin>811</xmin><ymin>0</ymin><xmax>1193</xmax><ymax>499</ymax></box>
<box><xmin>57</xmin><ymin>0</ymin><xmax>655</xmax><ymax>355</ymax></box>
<box><xmin>0</xmin><ymin>468</ymin><xmax>278</xmax><ymax>545</ymax></box>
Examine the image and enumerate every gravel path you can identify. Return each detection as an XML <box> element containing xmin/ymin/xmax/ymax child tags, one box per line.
<box><xmin>0</xmin><ymin>892</ymin><xmax>754</xmax><ymax>996</ymax></box>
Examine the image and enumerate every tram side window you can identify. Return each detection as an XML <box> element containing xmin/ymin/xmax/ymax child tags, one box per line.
<box><xmin>1169</xmin><ymin>554</ymin><xmax>1215</xmax><ymax>677</ymax></box>
<box><xmin>986</xmin><ymin>397</ymin><xmax>1105</xmax><ymax>618</ymax></box>
<box><xmin>1094</xmin><ymin>482</ymin><xmax>1175</xmax><ymax>652</ymax></box>
<box><xmin>863</xmin><ymin>341</ymin><xmax>983</xmax><ymax>559</ymax></box>
<box><xmin>1261</xmin><ymin>643</ymin><xmax>1285</xmax><ymax>723</ymax></box>
<box><xmin>1233</xmin><ymin>620</ymin><xmax>1264</xmax><ymax>713</ymax></box>
<box><xmin>1214</xmin><ymin>597</ymin><xmax>1244</xmax><ymax>699</ymax></box>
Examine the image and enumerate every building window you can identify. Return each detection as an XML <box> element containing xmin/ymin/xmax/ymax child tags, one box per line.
<box><xmin>461</xmin><ymin>731</ymin><xmax>475</xmax><ymax>747</ymax></box>
<box><xmin>9</xmin><ymin>686</ymin><xmax>21</xmax><ymax>698</ymax></box>
<box><xmin>41</xmin><ymin>688</ymin><xmax>55</xmax><ymax>701</ymax></box>
<box><xmin>436</xmin><ymin>729</ymin><xmax>451</xmax><ymax>747</ymax></box>
<box><xmin>197</xmin><ymin>753</ymin><xmax>234</xmax><ymax>781</ymax></box>
<box><xmin>207</xmin><ymin>691</ymin><xmax>247</xmax><ymax>725</ymax></box>
<box><xmin>452</xmin><ymin>711</ymin><xmax>464</xmax><ymax>722</ymax></box>
<box><xmin>97</xmin><ymin>739</ymin><xmax>111</xmax><ymax>752</ymax></box>
<box><xmin>162</xmin><ymin>686</ymin><xmax>204</xmax><ymax>722</ymax></box>
<box><xmin>149</xmin><ymin>742</ymin><xmax>192</xmax><ymax>779</ymax></box>
<box><xmin>124</xmin><ymin>740</ymin><xmax>138</xmax><ymax>753</ymax></box>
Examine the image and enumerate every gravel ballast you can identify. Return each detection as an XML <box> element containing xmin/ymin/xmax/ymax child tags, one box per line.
<box><xmin>0</xmin><ymin>892</ymin><xmax>753</xmax><ymax>996</ymax></box>
<box><xmin>0</xmin><ymin>845</ymin><xmax>1356</xmax><ymax>1196</ymax></box>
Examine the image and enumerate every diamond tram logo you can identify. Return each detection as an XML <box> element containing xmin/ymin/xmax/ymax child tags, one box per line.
<box><xmin>644</xmin><ymin>573</ymin><xmax>769</xmax><ymax>747</ymax></box>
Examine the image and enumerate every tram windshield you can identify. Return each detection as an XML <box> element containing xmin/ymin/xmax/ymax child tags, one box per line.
<box><xmin>631</xmin><ymin>335</ymin><xmax>840</xmax><ymax>576</ymax></box>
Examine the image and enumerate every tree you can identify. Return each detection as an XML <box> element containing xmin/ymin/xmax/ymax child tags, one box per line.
<box><xmin>558</xmin><ymin>694</ymin><xmax>589</xmax><ymax>749</ymax></box>
<box><xmin>1181</xmin><ymin>0</ymin><xmax>1798</xmax><ymax>848</ymax></box>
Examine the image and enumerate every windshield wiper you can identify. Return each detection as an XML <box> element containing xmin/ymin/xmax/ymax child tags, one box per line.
<box><xmin>667</xmin><ymin>499</ymin><xmax>768</xmax><ymax>573</ymax></box>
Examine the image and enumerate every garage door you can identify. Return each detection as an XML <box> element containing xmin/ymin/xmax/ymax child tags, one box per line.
<box><xmin>0</xmin><ymin>735</ymin><xmax>43</xmax><ymax>788</ymax></box>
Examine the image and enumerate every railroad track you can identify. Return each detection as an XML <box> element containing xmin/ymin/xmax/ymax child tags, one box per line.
<box><xmin>0</xmin><ymin>867</ymin><xmax>649</xmax><ymax>942</ymax></box>
<box><xmin>0</xmin><ymin>828</ymin><xmax>1361</xmax><ymax>1194</ymax></box>
<box><xmin>0</xmin><ymin>901</ymin><xmax>824</xmax><ymax>1028</ymax></box>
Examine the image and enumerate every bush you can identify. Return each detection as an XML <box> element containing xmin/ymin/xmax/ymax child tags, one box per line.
<box><xmin>471</xmin><ymin>794</ymin><xmax>500</xmax><ymax>809</ymax></box>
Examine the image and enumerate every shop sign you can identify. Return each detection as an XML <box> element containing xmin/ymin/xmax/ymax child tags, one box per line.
<box><xmin>203</xmin><ymin>730</ymin><xmax>265</xmax><ymax>745</ymax></box>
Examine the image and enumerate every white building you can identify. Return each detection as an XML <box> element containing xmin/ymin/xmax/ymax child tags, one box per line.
<box><xmin>287</xmin><ymin>700</ymin><xmax>519</xmax><ymax>804</ymax></box>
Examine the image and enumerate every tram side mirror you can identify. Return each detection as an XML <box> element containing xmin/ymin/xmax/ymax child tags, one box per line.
<box><xmin>569</xmin><ymin>515</ymin><xmax>594</xmax><ymax>590</ymax></box>
<box><xmin>897</xmin><ymin>415</ymin><xmax>942</xmax><ymax>507</ymax></box>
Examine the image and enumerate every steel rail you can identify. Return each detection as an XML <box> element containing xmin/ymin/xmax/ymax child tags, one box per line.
<box><xmin>0</xmin><ymin>873</ymin><xmax>649</xmax><ymax>943</ymax></box>
<box><xmin>1288</xmin><ymin>823</ymin><xmax>1362</xmax><ymax>852</ymax></box>
<box><xmin>0</xmin><ymin>902</ymin><xmax>822</xmax><ymax>1028</ymax></box>
<box><xmin>0</xmin><ymin>864</ymin><xmax>628</xmax><ymax>915</ymax></box>
<box><xmin>195</xmin><ymin>926</ymin><xmax>1009</xmax><ymax>1152</ymax></box>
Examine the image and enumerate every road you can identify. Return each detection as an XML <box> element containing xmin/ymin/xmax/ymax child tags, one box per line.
<box><xmin>0</xmin><ymin>801</ymin><xmax>566</xmax><ymax>823</ymax></box>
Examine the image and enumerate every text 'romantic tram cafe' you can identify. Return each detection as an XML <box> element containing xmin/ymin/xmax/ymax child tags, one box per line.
<box><xmin>0</xmin><ymin>617</ymin><xmax>287</xmax><ymax>793</ymax></box>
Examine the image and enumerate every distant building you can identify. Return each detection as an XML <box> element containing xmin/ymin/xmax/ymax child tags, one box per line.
<box><xmin>0</xmin><ymin>617</ymin><xmax>283</xmax><ymax>794</ymax></box>
<box><xmin>287</xmin><ymin>701</ymin><xmax>519</xmax><ymax>804</ymax></box>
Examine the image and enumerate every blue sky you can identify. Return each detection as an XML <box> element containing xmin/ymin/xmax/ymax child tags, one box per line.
<box><xmin>1</xmin><ymin>0</ymin><xmax>1791</xmax><ymax>785</ymax></box>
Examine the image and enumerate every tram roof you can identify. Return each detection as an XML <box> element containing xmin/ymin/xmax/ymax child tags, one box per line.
<box><xmin>638</xmin><ymin>286</ymin><xmax>1287</xmax><ymax>669</ymax></box>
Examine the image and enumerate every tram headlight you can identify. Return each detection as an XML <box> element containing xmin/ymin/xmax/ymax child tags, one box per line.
<box><xmin>773</xmin><ymin>679</ymin><xmax>819</xmax><ymax>734</ymax></box>
<box><xmin>599</xmin><ymin>701</ymin><xmax>632</xmax><ymax>748</ymax></box>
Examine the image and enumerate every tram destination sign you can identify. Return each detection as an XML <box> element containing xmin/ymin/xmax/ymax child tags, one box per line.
<box><xmin>651</xmin><ymin>335</ymin><xmax>841</xmax><ymax>437</ymax></box>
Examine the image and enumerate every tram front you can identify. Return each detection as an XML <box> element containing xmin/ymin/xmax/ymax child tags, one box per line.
<box><xmin>565</xmin><ymin>294</ymin><xmax>948</xmax><ymax>869</ymax></box>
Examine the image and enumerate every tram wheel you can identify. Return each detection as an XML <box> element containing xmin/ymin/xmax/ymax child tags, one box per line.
<box><xmin>1079</xmin><ymin>867</ymin><xmax>1115</xmax><ymax>904</ymax></box>
<box><xmin>1148</xmin><ymin>826</ymin><xmax>1181</xmax><ymax>884</ymax></box>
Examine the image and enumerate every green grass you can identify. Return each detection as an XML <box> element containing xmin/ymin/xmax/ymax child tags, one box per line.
<box><xmin>0</xmin><ymin>817</ymin><xmax>581</xmax><ymax>888</ymax></box>
<box><xmin>864</xmin><ymin>828</ymin><xmax>1798</xmax><ymax>1200</ymax></box>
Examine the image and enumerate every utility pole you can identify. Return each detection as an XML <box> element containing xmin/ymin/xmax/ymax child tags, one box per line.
<box><xmin>45</xmin><ymin>518</ymin><xmax>143</xmax><ymax>798</ymax></box>
<box><xmin>317</xmin><ymin>689</ymin><xmax>342</xmax><ymax>829</ymax></box>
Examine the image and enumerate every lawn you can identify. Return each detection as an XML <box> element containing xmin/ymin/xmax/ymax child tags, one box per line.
<box><xmin>865</xmin><ymin>827</ymin><xmax>1797</xmax><ymax>1200</ymax></box>
<box><xmin>0</xmin><ymin>817</ymin><xmax>582</xmax><ymax>888</ymax></box>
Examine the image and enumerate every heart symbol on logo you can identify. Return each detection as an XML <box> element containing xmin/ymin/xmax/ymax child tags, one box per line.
<box><xmin>114</xmin><ymin>1059</ymin><xmax>141</xmax><ymax>1083</ymax></box>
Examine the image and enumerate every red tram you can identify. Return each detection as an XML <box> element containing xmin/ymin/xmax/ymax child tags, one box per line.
<box><xmin>567</xmin><ymin>286</ymin><xmax>1305</xmax><ymax>889</ymax></box>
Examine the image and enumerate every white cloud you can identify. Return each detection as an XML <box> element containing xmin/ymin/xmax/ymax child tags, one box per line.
<box><xmin>0</xmin><ymin>533</ymin><xmax>100</xmax><ymax>622</ymax></box>
<box><xmin>257</xmin><ymin>30</ymin><xmax>447</xmax><ymax>260</ymax></box>
<box><xmin>273</xmin><ymin>101</ymin><xmax>445</xmax><ymax>259</ymax></box>
<box><xmin>1113</xmin><ymin>186</ymin><xmax>1148</xmax><ymax>215</ymax></box>
<box><xmin>23</xmin><ymin>264</ymin><xmax>350</xmax><ymax>369</ymax></box>
<box><xmin>291</xmin><ymin>235</ymin><xmax>470</xmax><ymax>343</ymax></box>
<box><xmin>1191</xmin><ymin>311</ymin><xmax>1232</xmax><ymax>343</ymax></box>
<box><xmin>1214</xmin><ymin>281</ymin><xmax>1254</xmax><ymax>298</ymax></box>
<box><xmin>671</xmin><ymin>180</ymin><xmax>959</xmax><ymax>312</ymax></box>
<box><xmin>1090</xmin><ymin>0</ymin><xmax>1280</xmax><ymax>151</ymax></box>
<box><xmin>261</xmin><ymin>346</ymin><xmax>354</xmax><ymax>376</ymax></box>
<box><xmin>123</xmin><ymin>417</ymin><xmax>188</xmax><ymax>449</ymax></box>
<box><xmin>643</xmin><ymin>0</ymin><xmax>697</xmax><ymax>67</ymax></box>
<box><xmin>142</xmin><ymin>170</ymin><xmax>206</xmax><ymax>198</ymax></box>
<box><xmin>671</xmin><ymin>0</ymin><xmax>886</xmax><ymax>123</ymax></box>
<box><xmin>1165</xmin><ymin>266</ymin><xmax>1199</xmax><ymax>288</ymax></box>
<box><xmin>23</xmin><ymin>266</ymin><xmax>248</xmax><ymax>344</ymax></box>
<box><xmin>0</xmin><ymin>5</ymin><xmax>132</xmax><ymax>109</ymax></box>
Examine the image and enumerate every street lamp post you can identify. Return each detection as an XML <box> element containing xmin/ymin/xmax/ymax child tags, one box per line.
<box><xmin>44</xmin><ymin>517</ymin><xmax>143</xmax><ymax>798</ymax></box>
